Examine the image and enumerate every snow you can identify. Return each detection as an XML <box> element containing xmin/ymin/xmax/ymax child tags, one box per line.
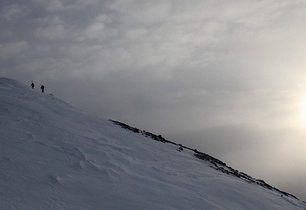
<box><xmin>0</xmin><ymin>78</ymin><xmax>305</xmax><ymax>210</ymax></box>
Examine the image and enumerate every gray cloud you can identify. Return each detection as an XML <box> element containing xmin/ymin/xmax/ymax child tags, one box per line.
<box><xmin>1</xmin><ymin>0</ymin><xmax>306</xmax><ymax>200</ymax></box>
<box><xmin>0</xmin><ymin>41</ymin><xmax>28</xmax><ymax>59</ymax></box>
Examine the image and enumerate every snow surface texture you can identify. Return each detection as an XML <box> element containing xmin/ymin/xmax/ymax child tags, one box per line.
<box><xmin>0</xmin><ymin>78</ymin><xmax>305</xmax><ymax>210</ymax></box>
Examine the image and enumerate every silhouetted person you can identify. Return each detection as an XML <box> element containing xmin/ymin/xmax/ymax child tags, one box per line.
<box><xmin>41</xmin><ymin>85</ymin><xmax>45</xmax><ymax>93</ymax></box>
<box><xmin>31</xmin><ymin>81</ymin><xmax>35</xmax><ymax>89</ymax></box>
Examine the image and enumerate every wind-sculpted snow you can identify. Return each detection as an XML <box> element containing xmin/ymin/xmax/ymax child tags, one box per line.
<box><xmin>0</xmin><ymin>78</ymin><xmax>305</xmax><ymax>210</ymax></box>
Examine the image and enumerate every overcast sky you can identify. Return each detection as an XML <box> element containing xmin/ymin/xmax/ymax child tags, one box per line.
<box><xmin>1</xmin><ymin>0</ymin><xmax>306</xmax><ymax>200</ymax></box>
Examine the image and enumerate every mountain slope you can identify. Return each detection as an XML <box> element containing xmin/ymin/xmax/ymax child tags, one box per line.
<box><xmin>0</xmin><ymin>78</ymin><xmax>305</xmax><ymax>210</ymax></box>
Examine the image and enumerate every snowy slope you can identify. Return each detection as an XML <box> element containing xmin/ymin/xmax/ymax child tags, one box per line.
<box><xmin>0</xmin><ymin>78</ymin><xmax>305</xmax><ymax>210</ymax></box>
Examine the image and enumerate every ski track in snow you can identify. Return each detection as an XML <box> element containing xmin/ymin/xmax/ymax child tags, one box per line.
<box><xmin>0</xmin><ymin>78</ymin><xmax>306</xmax><ymax>210</ymax></box>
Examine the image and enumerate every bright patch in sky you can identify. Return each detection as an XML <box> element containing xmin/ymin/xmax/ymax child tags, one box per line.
<box><xmin>302</xmin><ymin>95</ymin><xmax>306</xmax><ymax>127</ymax></box>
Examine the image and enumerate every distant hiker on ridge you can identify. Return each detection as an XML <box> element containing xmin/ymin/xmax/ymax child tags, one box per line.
<box><xmin>41</xmin><ymin>85</ymin><xmax>45</xmax><ymax>93</ymax></box>
<box><xmin>31</xmin><ymin>81</ymin><xmax>35</xmax><ymax>89</ymax></box>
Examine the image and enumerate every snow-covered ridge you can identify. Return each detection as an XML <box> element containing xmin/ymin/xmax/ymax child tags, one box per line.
<box><xmin>110</xmin><ymin>120</ymin><xmax>298</xmax><ymax>200</ymax></box>
<box><xmin>1</xmin><ymin>77</ymin><xmax>306</xmax><ymax>210</ymax></box>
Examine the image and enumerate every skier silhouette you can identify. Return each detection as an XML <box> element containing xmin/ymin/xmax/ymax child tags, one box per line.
<box><xmin>40</xmin><ymin>85</ymin><xmax>45</xmax><ymax>93</ymax></box>
<box><xmin>31</xmin><ymin>81</ymin><xmax>35</xmax><ymax>89</ymax></box>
